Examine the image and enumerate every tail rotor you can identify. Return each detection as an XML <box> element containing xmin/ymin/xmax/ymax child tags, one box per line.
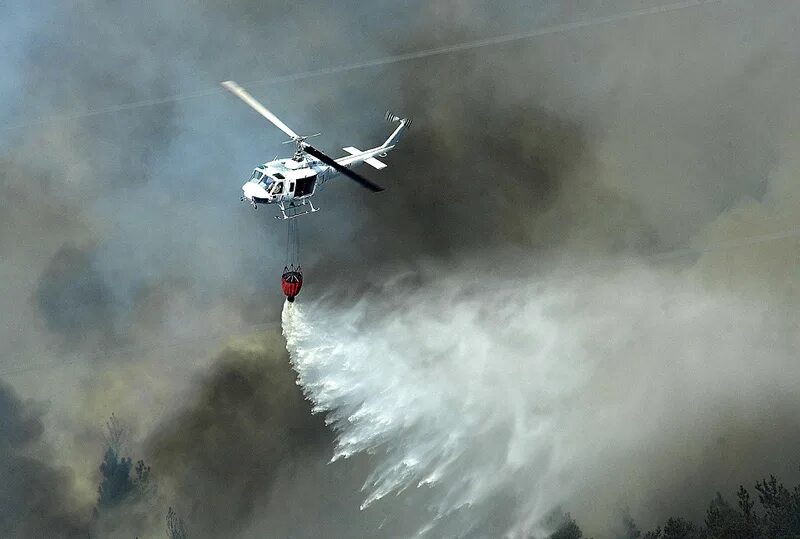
<box><xmin>386</xmin><ymin>111</ymin><xmax>412</xmax><ymax>128</ymax></box>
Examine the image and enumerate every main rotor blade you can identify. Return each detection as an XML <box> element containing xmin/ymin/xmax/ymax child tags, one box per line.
<box><xmin>303</xmin><ymin>145</ymin><xmax>384</xmax><ymax>193</ymax></box>
<box><xmin>221</xmin><ymin>80</ymin><xmax>300</xmax><ymax>140</ymax></box>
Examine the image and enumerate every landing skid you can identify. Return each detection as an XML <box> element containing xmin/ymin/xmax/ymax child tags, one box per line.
<box><xmin>277</xmin><ymin>198</ymin><xmax>319</xmax><ymax>220</ymax></box>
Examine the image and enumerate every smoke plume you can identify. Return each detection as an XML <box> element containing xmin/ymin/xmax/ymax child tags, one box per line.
<box><xmin>145</xmin><ymin>333</ymin><xmax>329</xmax><ymax>538</ymax></box>
<box><xmin>3</xmin><ymin>0</ymin><xmax>800</xmax><ymax>537</ymax></box>
<box><xmin>0</xmin><ymin>380</ymin><xmax>91</xmax><ymax>538</ymax></box>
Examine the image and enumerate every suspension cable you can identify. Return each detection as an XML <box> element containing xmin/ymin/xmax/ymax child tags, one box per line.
<box><xmin>285</xmin><ymin>219</ymin><xmax>300</xmax><ymax>269</ymax></box>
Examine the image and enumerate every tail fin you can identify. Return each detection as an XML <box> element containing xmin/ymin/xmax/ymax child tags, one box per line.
<box><xmin>381</xmin><ymin>111</ymin><xmax>412</xmax><ymax>150</ymax></box>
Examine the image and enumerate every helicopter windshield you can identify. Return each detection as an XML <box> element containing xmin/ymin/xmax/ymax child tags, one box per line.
<box><xmin>250</xmin><ymin>170</ymin><xmax>265</xmax><ymax>181</ymax></box>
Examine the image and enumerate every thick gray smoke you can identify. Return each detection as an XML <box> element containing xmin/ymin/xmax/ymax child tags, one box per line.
<box><xmin>3</xmin><ymin>0</ymin><xmax>800</xmax><ymax>537</ymax></box>
<box><xmin>0</xmin><ymin>380</ymin><xmax>91</xmax><ymax>538</ymax></box>
<box><xmin>145</xmin><ymin>333</ymin><xmax>328</xmax><ymax>538</ymax></box>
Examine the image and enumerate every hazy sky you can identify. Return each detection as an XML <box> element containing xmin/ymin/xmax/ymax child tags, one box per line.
<box><xmin>2</xmin><ymin>1</ymin><xmax>800</xmax><ymax>537</ymax></box>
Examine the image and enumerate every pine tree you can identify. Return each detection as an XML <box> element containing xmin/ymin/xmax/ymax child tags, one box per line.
<box><xmin>754</xmin><ymin>475</ymin><xmax>800</xmax><ymax>538</ymax></box>
<box><xmin>619</xmin><ymin>508</ymin><xmax>642</xmax><ymax>539</ymax></box>
<box><xmin>166</xmin><ymin>507</ymin><xmax>188</xmax><ymax>539</ymax></box>
<box><xmin>550</xmin><ymin>513</ymin><xmax>584</xmax><ymax>539</ymax></box>
<box><xmin>97</xmin><ymin>446</ymin><xmax>134</xmax><ymax>508</ymax></box>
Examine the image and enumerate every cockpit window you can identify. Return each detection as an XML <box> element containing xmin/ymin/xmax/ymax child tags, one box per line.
<box><xmin>274</xmin><ymin>173</ymin><xmax>285</xmax><ymax>179</ymax></box>
<box><xmin>251</xmin><ymin>170</ymin><xmax>264</xmax><ymax>181</ymax></box>
<box><xmin>270</xmin><ymin>182</ymin><xmax>283</xmax><ymax>194</ymax></box>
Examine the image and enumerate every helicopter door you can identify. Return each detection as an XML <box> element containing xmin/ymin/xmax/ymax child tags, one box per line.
<box><xmin>294</xmin><ymin>175</ymin><xmax>317</xmax><ymax>198</ymax></box>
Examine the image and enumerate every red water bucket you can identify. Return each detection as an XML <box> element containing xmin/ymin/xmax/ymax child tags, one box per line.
<box><xmin>281</xmin><ymin>266</ymin><xmax>303</xmax><ymax>302</ymax></box>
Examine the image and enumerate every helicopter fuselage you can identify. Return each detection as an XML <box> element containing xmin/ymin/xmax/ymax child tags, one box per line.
<box><xmin>242</xmin><ymin>156</ymin><xmax>331</xmax><ymax>207</ymax></box>
<box><xmin>239</xmin><ymin>139</ymin><xmax>402</xmax><ymax>219</ymax></box>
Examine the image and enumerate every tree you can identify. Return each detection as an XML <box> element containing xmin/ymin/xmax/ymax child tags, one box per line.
<box><xmin>166</xmin><ymin>507</ymin><xmax>188</xmax><ymax>539</ymax></box>
<box><xmin>102</xmin><ymin>413</ymin><xmax>127</xmax><ymax>455</ymax></box>
<box><xmin>96</xmin><ymin>414</ymin><xmax>152</xmax><ymax>509</ymax></box>
<box><xmin>703</xmin><ymin>492</ymin><xmax>748</xmax><ymax>539</ymax></box>
<box><xmin>618</xmin><ymin>508</ymin><xmax>642</xmax><ymax>539</ymax></box>
<box><xmin>643</xmin><ymin>527</ymin><xmax>662</xmax><ymax>539</ymax></box>
<box><xmin>133</xmin><ymin>459</ymin><xmax>153</xmax><ymax>496</ymax></box>
<box><xmin>662</xmin><ymin>517</ymin><xmax>698</xmax><ymax>539</ymax></box>
<box><xmin>550</xmin><ymin>513</ymin><xmax>584</xmax><ymax>539</ymax></box>
<box><xmin>644</xmin><ymin>516</ymin><xmax>699</xmax><ymax>539</ymax></box>
<box><xmin>754</xmin><ymin>475</ymin><xmax>800</xmax><ymax>538</ymax></box>
<box><xmin>734</xmin><ymin>485</ymin><xmax>762</xmax><ymax>539</ymax></box>
<box><xmin>97</xmin><ymin>446</ymin><xmax>134</xmax><ymax>508</ymax></box>
<box><xmin>539</xmin><ymin>473</ymin><xmax>800</xmax><ymax>539</ymax></box>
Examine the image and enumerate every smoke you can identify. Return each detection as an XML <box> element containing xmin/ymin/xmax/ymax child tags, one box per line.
<box><xmin>0</xmin><ymin>379</ymin><xmax>91</xmax><ymax>538</ymax></box>
<box><xmin>3</xmin><ymin>0</ymin><xmax>800</xmax><ymax>537</ymax></box>
<box><xmin>145</xmin><ymin>332</ymin><xmax>329</xmax><ymax>538</ymax></box>
<box><xmin>282</xmin><ymin>254</ymin><xmax>800</xmax><ymax>537</ymax></box>
<box><xmin>34</xmin><ymin>244</ymin><xmax>122</xmax><ymax>351</ymax></box>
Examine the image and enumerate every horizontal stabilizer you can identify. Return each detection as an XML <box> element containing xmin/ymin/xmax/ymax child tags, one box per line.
<box><xmin>343</xmin><ymin>146</ymin><xmax>387</xmax><ymax>170</ymax></box>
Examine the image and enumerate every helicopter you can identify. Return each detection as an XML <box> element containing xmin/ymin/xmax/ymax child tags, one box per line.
<box><xmin>222</xmin><ymin>80</ymin><xmax>411</xmax><ymax>219</ymax></box>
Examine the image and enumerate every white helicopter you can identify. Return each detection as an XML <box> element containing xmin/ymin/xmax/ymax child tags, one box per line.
<box><xmin>221</xmin><ymin>80</ymin><xmax>411</xmax><ymax>219</ymax></box>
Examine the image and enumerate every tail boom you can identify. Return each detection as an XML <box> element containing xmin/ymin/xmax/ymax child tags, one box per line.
<box><xmin>381</xmin><ymin>111</ymin><xmax>412</xmax><ymax>151</ymax></box>
<box><xmin>334</xmin><ymin>111</ymin><xmax>411</xmax><ymax>169</ymax></box>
